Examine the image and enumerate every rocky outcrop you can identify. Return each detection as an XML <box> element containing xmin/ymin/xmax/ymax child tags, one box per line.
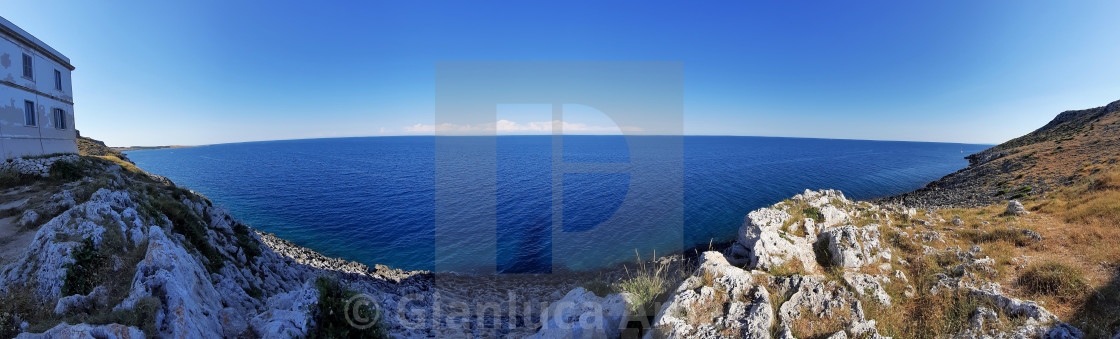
<box><xmin>660</xmin><ymin>189</ymin><xmax>1088</xmax><ymax>339</ymax></box>
<box><xmin>650</xmin><ymin>252</ymin><xmax>773</xmax><ymax>339</ymax></box>
<box><xmin>819</xmin><ymin>225</ymin><xmax>891</xmax><ymax>270</ymax></box>
<box><xmin>730</xmin><ymin>207</ymin><xmax>817</xmax><ymax>273</ymax></box>
<box><xmin>250</xmin><ymin>280</ymin><xmax>320</xmax><ymax>338</ymax></box>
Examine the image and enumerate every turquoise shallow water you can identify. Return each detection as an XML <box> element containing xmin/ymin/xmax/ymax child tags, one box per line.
<box><xmin>126</xmin><ymin>136</ymin><xmax>989</xmax><ymax>273</ymax></box>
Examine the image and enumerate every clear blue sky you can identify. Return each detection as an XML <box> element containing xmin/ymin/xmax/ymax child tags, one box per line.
<box><xmin>3</xmin><ymin>1</ymin><xmax>1118</xmax><ymax>146</ymax></box>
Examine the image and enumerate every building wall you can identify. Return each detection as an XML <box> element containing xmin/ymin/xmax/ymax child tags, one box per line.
<box><xmin>0</xmin><ymin>31</ymin><xmax>76</xmax><ymax>159</ymax></box>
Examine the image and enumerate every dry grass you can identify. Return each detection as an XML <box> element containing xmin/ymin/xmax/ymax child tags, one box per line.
<box><xmin>788</xmin><ymin>305</ymin><xmax>850</xmax><ymax>339</ymax></box>
<box><xmin>1018</xmin><ymin>262</ymin><xmax>1089</xmax><ymax>301</ymax></box>
<box><xmin>615</xmin><ymin>250</ymin><xmax>673</xmax><ymax>316</ymax></box>
<box><xmin>852</xmin><ymin>165</ymin><xmax>1120</xmax><ymax>337</ymax></box>
<box><xmin>93</xmin><ymin>155</ymin><xmax>142</xmax><ymax>174</ymax></box>
<box><xmin>768</xmin><ymin>257</ymin><xmax>806</xmax><ymax>277</ymax></box>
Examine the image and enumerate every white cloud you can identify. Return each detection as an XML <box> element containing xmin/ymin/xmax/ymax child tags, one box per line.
<box><xmin>401</xmin><ymin>120</ymin><xmax>642</xmax><ymax>135</ymax></box>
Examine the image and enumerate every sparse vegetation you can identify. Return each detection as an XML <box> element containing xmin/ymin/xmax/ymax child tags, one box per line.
<box><xmin>307</xmin><ymin>276</ymin><xmax>389</xmax><ymax>339</ymax></box>
<box><xmin>615</xmin><ymin>250</ymin><xmax>673</xmax><ymax>316</ymax></box>
<box><xmin>768</xmin><ymin>257</ymin><xmax>805</xmax><ymax>277</ymax></box>
<box><xmin>150</xmin><ymin>194</ymin><xmax>225</xmax><ymax>272</ymax></box>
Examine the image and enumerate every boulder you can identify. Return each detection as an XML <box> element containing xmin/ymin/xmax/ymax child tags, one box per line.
<box><xmin>1006</xmin><ymin>200</ymin><xmax>1029</xmax><ymax>216</ymax></box>
<box><xmin>18</xmin><ymin>209</ymin><xmax>38</xmax><ymax>228</ymax></box>
<box><xmin>529</xmin><ymin>287</ymin><xmax>634</xmax><ymax>339</ymax></box>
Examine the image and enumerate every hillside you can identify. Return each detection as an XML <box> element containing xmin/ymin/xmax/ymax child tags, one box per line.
<box><xmin>76</xmin><ymin>136</ymin><xmax>130</xmax><ymax>163</ymax></box>
<box><xmin>881</xmin><ymin>99</ymin><xmax>1120</xmax><ymax>208</ymax></box>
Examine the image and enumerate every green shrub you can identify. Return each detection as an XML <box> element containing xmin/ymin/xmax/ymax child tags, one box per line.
<box><xmin>233</xmin><ymin>223</ymin><xmax>261</xmax><ymax>260</ymax></box>
<box><xmin>308</xmin><ymin>276</ymin><xmax>389</xmax><ymax>338</ymax></box>
<box><xmin>49</xmin><ymin>160</ymin><xmax>82</xmax><ymax>181</ymax></box>
<box><xmin>0</xmin><ymin>168</ymin><xmax>34</xmax><ymax>189</ymax></box>
<box><xmin>151</xmin><ymin>196</ymin><xmax>225</xmax><ymax>272</ymax></box>
<box><xmin>1019</xmin><ymin>262</ymin><xmax>1088</xmax><ymax>300</ymax></box>
<box><xmin>61</xmin><ymin>238</ymin><xmax>103</xmax><ymax>297</ymax></box>
<box><xmin>803</xmin><ymin>207</ymin><xmax>824</xmax><ymax>222</ymax></box>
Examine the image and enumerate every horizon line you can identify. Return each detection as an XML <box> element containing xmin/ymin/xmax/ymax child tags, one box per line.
<box><xmin>115</xmin><ymin>134</ymin><xmax>998</xmax><ymax>150</ymax></box>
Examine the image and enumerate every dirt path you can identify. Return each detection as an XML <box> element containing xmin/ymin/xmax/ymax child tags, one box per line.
<box><xmin>0</xmin><ymin>186</ymin><xmax>40</xmax><ymax>267</ymax></box>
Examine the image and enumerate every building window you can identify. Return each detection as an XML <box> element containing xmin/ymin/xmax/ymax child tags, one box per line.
<box><xmin>22</xmin><ymin>53</ymin><xmax>33</xmax><ymax>79</ymax></box>
<box><xmin>53</xmin><ymin>108</ymin><xmax>66</xmax><ymax>129</ymax></box>
<box><xmin>55</xmin><ymin>70</ymin><xmax>62</xmax><ymax>90</ymax></box>
<box><xmin>23</xmin><ymin>100</ymin><xmax>36</xmax><ymax>126</ymax></box>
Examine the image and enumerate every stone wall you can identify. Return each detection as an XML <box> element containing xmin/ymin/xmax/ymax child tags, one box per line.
<box><xmin>0</xmin><ymin>154</ymin><xmax>78</xmax><ymax>177</ymax></box>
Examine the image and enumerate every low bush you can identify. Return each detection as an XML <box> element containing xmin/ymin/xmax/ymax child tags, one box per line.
<box><xmin>233</xmin><ymin>223</ymin><xmax>261</xmax><ymax>260</ymax></box>
<box><xmin>308</xmin><ymin>276</ymin><xmax>389</xmax><ymax>338</ymax></box>
<box><xmin>49</xmin><ymin>160</ymin><xmax>82</xmax><ymax>181</ymax></box>
<box><xmin>0</xmin><ymin>168</ymin><xmax>35</xmax><ymax>189</ymax></box>
<box><xmin>61</xmin><ymin>238</ymin><xmax>103</xmax><ymax>297</ymax></box>
<box><xmin>802</xmin><ymin>207</ymin><xmax>823</xmax><ymax>222</ymax></box>
<box><xmin>1018</xmin><ymin>262</ymin><xmax>1088</xmax><ymax>300</ymax></box>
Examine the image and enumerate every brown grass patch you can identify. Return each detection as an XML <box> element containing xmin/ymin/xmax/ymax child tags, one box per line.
<box><xmin>1018</xmin><ymin>262</ymin><xmax>1089</xmax><ymax>301</ymax></box>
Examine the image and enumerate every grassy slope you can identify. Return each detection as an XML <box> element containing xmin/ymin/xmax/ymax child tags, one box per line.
<box><xmin>76</xmin><ymin>136</ymin><xmax>131</xmax><ymax>163</ymax></box>
<box><xmin>885</xmin><ymin>99</ymin><xmax>1120</xmax><ymax>208</ymax></box>
<box><xmin>866</xmin><ymin>99</ymin><xmax>1120</xmax><ymax>336</ymax></box>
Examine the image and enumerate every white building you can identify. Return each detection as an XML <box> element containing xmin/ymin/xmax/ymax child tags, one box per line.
<box><xmin>0</xmin><ymin>16</ymin><xmax>76</xmax><ymax>159</ymax></box>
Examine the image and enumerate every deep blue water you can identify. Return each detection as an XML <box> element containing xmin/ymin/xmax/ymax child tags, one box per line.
<box><xmin>126</xmin><ymin>136</ymin><xmax>989</xmax><ymax>273</ymax></box>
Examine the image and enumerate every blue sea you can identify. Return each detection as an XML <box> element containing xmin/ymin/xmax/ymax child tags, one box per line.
<box><xmin>126</xmin><ymin>136</ymin><xmax>989</xmax><ymax>273</ymax></box>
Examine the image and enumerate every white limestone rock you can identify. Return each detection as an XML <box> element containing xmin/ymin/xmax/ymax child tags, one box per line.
<box><xmin>18</xmin><ymin>209</ymin><xmax>38</xmax><ymax>228</ymax></box>
<box><xmin>530</xmin><ymin>287</ymin><xmax>634</xmax><ymax>339</ymax></box>
<box><xmin>116</xmin><ymin>226</ymin><xmax>235</xmax><ymax>338</ymax></box>
<box><xmin>649</xmin><ymin>252</ymin><xmax>773</xmax><ymax>339</ymax></box>
<box><xmin>54</xmin><ymin>286</ymin><xmax>108</xmax><ymax>315</ymax></box>
<box><xmin>819</xmin><ymin>225</ymin><xmax>891</xmax><ymax>270</ymax></box>
<box><xmin>251</xmin><ymin>280</ymin><xmax>320</xmax><ymax>338</ymax></box>
<box><xmin>730</xmin><ymin>208</ymin><xmax>818</xmax><ymax>273</ymax></box>
<box><xmin>842</xmin><ymin>272</ymin><xmax>892</xmax><ymax>306</ymax></box>
<box><xmin>1006</xmin><ymin>200</ymin><xmax>1029</xmax><ymax>216</ymax></box>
